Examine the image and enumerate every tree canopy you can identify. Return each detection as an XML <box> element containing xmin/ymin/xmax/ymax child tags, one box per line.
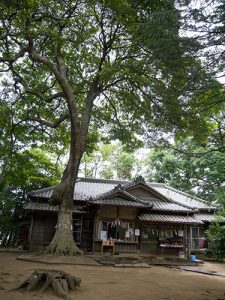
<box><xmin>80</xmin><ymin>142</ymin><xmax>136</xmax><ymax>180</ymax></box>
<box><xmin>146</xmin><ymin>139</ymin><xmax>225</xmax><ymax>203</ymax></box>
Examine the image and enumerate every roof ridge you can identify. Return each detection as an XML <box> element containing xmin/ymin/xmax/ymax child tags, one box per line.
<box><xmin>78</xmin><ymin>177</ymin><xmax>129</xmax><ymax>184</ymax></box>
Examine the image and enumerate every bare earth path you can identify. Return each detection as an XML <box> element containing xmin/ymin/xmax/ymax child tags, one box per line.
<box><xmin>0</xmin><ymin>252</ymin><xmax>225</xmax><ymax>300</ymax></box>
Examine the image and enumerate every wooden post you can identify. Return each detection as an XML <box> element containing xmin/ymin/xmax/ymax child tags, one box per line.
<box><xmin>92</xmin><ymin>214</ymin><xmax>98</xmax><ymax>254</ymax></box>
<box><xmin>28</xmin><ymin>215</ymin><xmax>34</xmax><ymax>251</ymax></box>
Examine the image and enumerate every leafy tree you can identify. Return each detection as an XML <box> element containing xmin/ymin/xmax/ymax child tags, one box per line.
<box><xmin>80</xmin><ymin>142</ymin><xmax>136</xmax><ymax>180</ymax></box>
<box><xmin>184</xmin><ymin>0</ymin><xmax>225</xmax><ymax>78</ymax></box>
<box><xmin>115</xmin><ymin>151</ymin><xmax>134</xmax><ymax>180</ymax></box>
<box><xmin>146</xmin><ymin>138</ymin><xmax>225</xmax><ymax>203</ymax></box>
<box><xmin>79</xmin><ymin>143</ymin><xmax>117</xmax><ymax>178</ymax></box>
<box><xmin>0</xmin><ymin>148</ymin><xmax>61</xmax><ymax>246</ymax></box>
<box><xmin>206</xmin><ymin>214</ymin><xmax>225</xmax><ymax>260</ymax></box>
<box><xmin>0</xmin><ymin>0</ymin><xmax>222</xmax><ymax>255</ymax></box>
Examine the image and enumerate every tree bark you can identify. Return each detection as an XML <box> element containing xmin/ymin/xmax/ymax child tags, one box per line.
<box><xmin>46</xmin><ymin>203</ymin><xmax>82</xmax><ymax>255</ymax></box>
<box><xmin>46</xmin><ymin>131</ymin><xmax>84</xmax><ymax>255</ymax></box>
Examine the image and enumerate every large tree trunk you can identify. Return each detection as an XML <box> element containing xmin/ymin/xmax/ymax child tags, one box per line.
<box><xmin>46</xmin><ymin>134</ymin><xmax>84</xmax><ymax>255</ymax></box>
<box><xmin>46</xmin><ymin>201</ymin><xmax>83</xmax><ymax>255</ymax></box>
<box><xmin>46</xmin><ymin>178</ymin><xmax>83</xmax><ymax>255</ymax></box>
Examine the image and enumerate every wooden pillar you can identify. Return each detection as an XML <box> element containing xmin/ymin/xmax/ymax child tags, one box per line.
<box><xmin>92</xmin><ymin>214</ymin><xmax>97</xmax><ymax>254</ymax></box>
<box><xmin>28</xmin><ymin>215</ymin><xmax>34</xmax><ymax>251</ymax></box>
<box><xmin>184</xmin><ymin>225</ymin><xmax>190</xmax><ymax>258</ymax></box>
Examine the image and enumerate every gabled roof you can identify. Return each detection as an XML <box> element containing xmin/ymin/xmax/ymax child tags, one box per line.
<box><xmin>88</xmin><ymin>178</ymin><xmax>192</xmax><ymax>211</ymax></box>
<box><xmin>120</xmin><ymin>179</ymin><xmax>175</xmax><ymax>204</ymax></box>
<box><xmin>88</xmin><ymin>184</ymin><xmax>154</xmax><ymax>208</ymax></box>
<box><xmin>28</xmin><ymin>177</ymin><xmax>216</xmax><ymax>212</ymax></box>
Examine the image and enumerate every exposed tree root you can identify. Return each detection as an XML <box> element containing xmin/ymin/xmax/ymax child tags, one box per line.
<box><xmin>45</xmin><ymin>229</ymin><xmax>83</xmax><ymax>256</ymax></box>
<box><xmin>16</xmin><ymin>269</ymin><xmax>81</xmax><ymax>300</ymax></box>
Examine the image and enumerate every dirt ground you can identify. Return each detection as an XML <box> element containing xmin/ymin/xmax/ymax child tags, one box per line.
<box><xmin>1</xmin><ymin>252</ymin><xmax>225</xmax><ymax>300</ymax></box>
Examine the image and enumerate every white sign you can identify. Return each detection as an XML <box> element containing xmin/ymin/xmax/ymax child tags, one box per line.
<box><xmin>178</xmin><ymin>230</ymin><xmax>184</xmax><ymax>237</ymax></box>
<box><xmin>100</xmin><ymin>231</ymin><xmax>107</xmax><ymax>240</ymax></box>
<box><xmin>135</xmin><ymin>229</ymin><xmax>140</xmax><ymax>236</ymax></box>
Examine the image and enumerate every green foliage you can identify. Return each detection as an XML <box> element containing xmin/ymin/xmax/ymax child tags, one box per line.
<box><xmin>1</xmin><ymin>148</ymin><xmax>61</xmax><ymax>191</ymax></box>
<box><xmin>115</xmin><ymin>152</ymin><xmax>134</xmax><ymax>180</ymax></box>
<box><xmin>206</xmin><ymin>217</ymin><xmax>225</xmax><ymax>260</ymax></box>
<box><xmin>146</xmin><ymin>138</ymin><xmax>225</xmax><ymax>203</ymax></box>
<box><xmin>80</xmin><ymin>141</ymin><xmax>137</xmax><ymax>180</ymax></box>
<box><xmin>0</xmin><ymin>148</ymin><xmax>61</xmax><ymax>246</ymax></box>
<box><xmin>0</xmin><ymin>0</ymin><xmax>221</xmax><ymax>155</ymax></box>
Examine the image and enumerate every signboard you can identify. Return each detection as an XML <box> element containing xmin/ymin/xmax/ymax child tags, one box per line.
<box><xmin>125</xmin><ymin>231</ymin><xmax>130</xmax><ymax>238</ymax></box>
<box><xmin>135</xmin><ymin>229</ymin><xmax>140</xmax><ymax>236</ymax></box>
<box><xmin>100</xmin><ymin>231</ymin><xmax>107</xmax><ymax>240</ymax></box>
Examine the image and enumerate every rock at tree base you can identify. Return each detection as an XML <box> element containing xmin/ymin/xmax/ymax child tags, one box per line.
<box><xmin>16</xmin><ymin>269</ymin><xmax>81</xmax><ymax>300</ymax></box>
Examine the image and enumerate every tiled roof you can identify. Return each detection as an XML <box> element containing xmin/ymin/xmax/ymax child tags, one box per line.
<box><xmin>29</xmin><ymin>186</ymin><xmax>55</xmax><ymax>199</ymax></box>
<box><xmin>25</xmin><ymin>201</ymin><xmax>82</xmax><ymax>213</ymax></box>
<box><xmin>153</xmin><ymin>185</ymin><xmax>213</xmax><ymax>210</ymax></box>
<box><xmin>89</xmin><ymin>196</ymin><xmax>191</xmax><ymax>212</ymax></box>
<box><xmin>26</xmin><ymin>201</ymin><xmax>58</xmax><ymax>211</ymax></box>
<box><xmin>148</xmin><ymin>200</ymin><xmax>192</xmax><ymax>212</ymax></box>
<box><xmin>29</xmin><ymin>178</ymin><xmax>165</xmax><ymax>201</ymax></box>
<box><xmin>194</xmin><ymin>213</ymin><xmax>222</xmax><ymax>223</ymax></box>
<box><xmin>29</xmin><ymin>178</ymin><xmax>128</xmax><ymax>200</ymax></box>
<box><xmin>29</xmin><ymin>177</ymin><xmax>215</xmax><ymax>212</ymax></box>
<box><xmin>88</xmin><ymin>197</ymin><xmax>153</xmax><ymax>207</ymax></box>
<box><xmin>138</xmin><ymin>213</ymin><xmax>203</xmax><ymax>224</ymax></box>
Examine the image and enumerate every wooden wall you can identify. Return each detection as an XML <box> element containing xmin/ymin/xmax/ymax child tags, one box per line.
<box><xmin>29</xmin><ymin>212</ymin><xmax>57</xmax><ymax>251</ymax></box>
<box><xmin>97</xmin><ymin>205</ymin><xmax>137</xmax><ymax>220</ymax></box>
<box><xmin>98</xmin><ymin>206</ymin><xmax>117</xmax><ymax>219</ymax></box>
<box><xmin>118</xmin><ymin>207</ymin><xmax>137</xmax><ymax>219</ymax></box>
<box><xmin>129</xmin><ymin>187</ymin><xmax>158</xmax><ymax>200</ymax></box>
<box><xmin>29</xmin><ymin>211</ymin><xmax>94</xmax><ymax>252</ymax></box>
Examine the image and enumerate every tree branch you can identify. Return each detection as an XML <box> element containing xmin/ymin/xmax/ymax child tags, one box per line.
<box><xmin>79</xmin><ymin>18</ymin><xmax>122</xmax><ymax>150</ymax></box>
<box><xmin>0</xmin><ymin>46</ymin><xmax>28</xmax><ymax>64</ymax></box>
<box><xmin>11</xmin><ymin>68</ymin><xmax>65</xmax><ymax>103</ymax></box>
<box><xmin>27</xmin><ymin>91</ymin><xmax>65</xmax><ymax>103</ymax></box>
<box><xmin>27</xmin><ymin>42</ymin><xmax>81</xmax><ymax>140</ymax></box>
<box><xmin>29</xmin><ymin>112</ymin><xmax>69</xmax><ymax>128</ymax></box>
